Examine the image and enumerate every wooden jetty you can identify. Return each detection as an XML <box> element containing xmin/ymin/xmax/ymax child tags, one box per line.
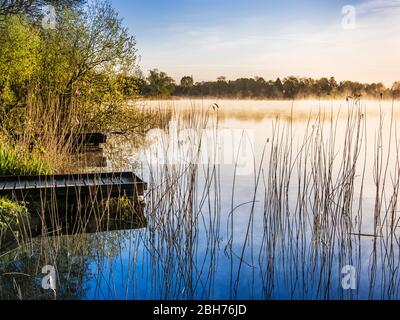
<box><xmin>0</xmin><ymin>172</ymin><xmax>147</xmax><ymax>202</ymax></box>
<box><xmin>0</xmin><ymin>189</ymin><xmax>148</xmax><ymax>252</ymax></box>
<box><xmin>68</xmin><ymin>132</ymin><xmax>108</xmax><ymax>153</ymax></box>
<box><xmin>13</xmin><ymin>132</ymin><xmax>108</xmax><ymax>147</ymax></box>
<box><xmin>67</xmin><ymin>132</ymin><xmax>108</xmax><ymax>146</ymax></box>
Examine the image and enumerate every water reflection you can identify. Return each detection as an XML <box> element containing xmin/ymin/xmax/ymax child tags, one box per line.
<box><xmin>0</xmin><ymin>198</ymin><xmax>146</xmax><ymax>300</ymax></box>
<box><xmin>2</xmin><ymin>99</ymin><xmax>400</xmax><ymax>300</ymax></box>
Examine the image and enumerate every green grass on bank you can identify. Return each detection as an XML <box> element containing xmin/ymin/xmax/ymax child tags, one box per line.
<box><xmin>0</xmin><ymin>141</ymin><xmax>52</xmax><ymax>176</ymax></box>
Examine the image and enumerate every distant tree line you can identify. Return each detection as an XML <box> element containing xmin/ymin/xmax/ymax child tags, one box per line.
<box><xmin>137</xmin><ymin>69</ymin><xmax>400</xmax><ymax>99</ymax></box>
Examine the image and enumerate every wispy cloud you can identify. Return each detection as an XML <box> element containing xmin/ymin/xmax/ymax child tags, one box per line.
<box><xmin>357</xmin><ymin>0</ymin><xmax>400</xmax><ymax>16</ymax></box>
<box><xmin>124</xmin><ymin>0</ymin><xmax>400</xmax><ymax>85</ymax></box>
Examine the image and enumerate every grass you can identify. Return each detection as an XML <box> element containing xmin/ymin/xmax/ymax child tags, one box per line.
<box><xmin>0</xmin><ymin>197</ymin><xmax>29</xmax><ymax>253</ymax></box>
<box><xmin>0</xmin><ymin>198</ymin><xmax>28</xmax><ymax>229</ymax></box>
<box><xmin>0</xmin><ymin>140</ymin><xmax>52</xmax><ymax>176</ymax></box>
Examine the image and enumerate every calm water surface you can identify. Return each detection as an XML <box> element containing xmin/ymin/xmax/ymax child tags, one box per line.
<box><xmin>2</xmin><ymin>99</ymin><xmax>400</xmax><ymax>300</ymax></box>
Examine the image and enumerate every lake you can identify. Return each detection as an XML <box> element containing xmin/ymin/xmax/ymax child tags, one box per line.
<box><xmin>1</xmin><ymin>98</ymin><xmax>400</xmax><ymax>300</ymax></box>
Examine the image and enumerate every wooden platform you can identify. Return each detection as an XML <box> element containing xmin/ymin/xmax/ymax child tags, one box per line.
<box><xmin>0</xmin><ymin>172</ymin><xmax>147</xmax><ymax>201</ymax></box>
<box><xmin>13</xmin><ymin>132</ymin><xmax>108</xmax><ymax>147</ymax></box>
<box><xmin>67</xmin><ymin>132</ymin><xmax>108</xmax><ymax>146</ymax></box>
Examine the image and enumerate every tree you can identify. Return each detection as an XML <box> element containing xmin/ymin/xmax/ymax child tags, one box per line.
<box><xmin>0</xmin><ymin>0</ymin><xmax>139</xmax><ymax>134</ymax></box>
<box><xmin>274</xmin><ymin>78</ymin><xmax>284</xmax><ymax>96</ymax></box>
<box><xmin>392</xmin><ymin>82</ymin><xmax>400</xmax><ymax>97</ymax></box>
<box><xmin>217</xmin><ymin>76</ymin><xmax>226</xmax><ymax>82</ymax></box>
<box><xmin>315</xmin><ymin>77</ymin><xmax>331</xmax><ymax>96</ymax></box>
<box><xmin>283</xmin><ymin>76</ymin><xmax>300</xmax><ymax>98</ymax></box>
<box><xmin>0</xmin><ymin>0</ymin><xmax>85</xmax><ymax>16</ymax></box>
<box><xmin>0</xmin><ymin>14</ymin><xmax>41</xmax><ymax>112</ymax></box>
<box><xmin>146</xmin><ymin>69</ymin><xmax>175</xmax><ymax>96</ymax></box>
<box><xmin>177</xmin><ymin>75</ymin><xmax>194</xmax><ymax>95</ymax></box>
<box><xmin>169</xmin><ymin>74</ymin><xmax>393</xmax><ymax>99</ymax></box>
<box><xmin>180</xmin><ymin>76</ymin><xmax>194</xmax><ymax>88</ymax></box>
<box><xmin>329</xmin><ymin>77</ymin><xmax>337</xmax><ymax>92</ymax></box>
<box><xmin>35</xmin><ymin>0</ymin><xmax>138</xmax><ymax>115</ymax></box>
<box><xmin>339</xmin><ymin>80</ymin><xmax>364</xmax><ymax>96</ymax></box>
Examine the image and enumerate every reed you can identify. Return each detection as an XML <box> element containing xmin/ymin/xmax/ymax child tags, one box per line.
<box><xmin>2</xmin><ymin>98</ymin><xmax>400</xmax><ymax>300</ymax></box>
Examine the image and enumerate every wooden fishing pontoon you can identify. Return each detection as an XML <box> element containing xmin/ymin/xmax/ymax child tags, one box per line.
<box><xmin>0</xmin><ymin>172</ymin><xmax>147</xmax><ymax>203</ymax></box>
<box><xmin>70</xmin><ymin>132</ymin><xmax>108</xmax><ymax>145</ymax></box>
<box><xmin>13</xmin><ymin>132</ymin><xmax>108</xmax><ymax>151</ymax></box>
<box><xmin>0</xmin><ymin>172</ymin><xmax>148</xmax><ymax>252</ymax></box>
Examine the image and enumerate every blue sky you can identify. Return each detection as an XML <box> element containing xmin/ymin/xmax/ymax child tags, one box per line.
<box><xmin>111</xmin><ymin>0</ymin><xmax>400</xmax><ymax>85</ymax></box>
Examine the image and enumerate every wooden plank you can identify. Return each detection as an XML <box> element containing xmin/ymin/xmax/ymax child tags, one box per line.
<box><xmin>100</xmin><ymin>177</ymin><xmax>114</xmax><ymax>187</ymax></box>
<box><xmin>54</xmin><ymin>178</ymin><xmax>66</xmax><ymax>188</ymax></box>
<box><xmin>24</xmin><ymin>180</ymin><xmax>37</xmax><ymax>189</ymax></box>
<box><xmin>0</xmin><ymin>172</ymin><xmax>146</xmax><ymax>201</ymax></box>
<box><xmin>3</xmin><ymin>181</ymin><xmax>16</xmax><ymax>190</ymax></box>
<box><xmin>0</xmin><ymin>171</ymin><xmax>139</xmax><ymax>183</ymax></box>
<box><xmin>71</xmin><ymin>177</ymin><xmax>86</xmax><ymax>187</ymax></box>
<box><xmin>15</xmin><ymin>181</ymin><xmax>25</xmax><ymax>189</ymax></box>
<box><xmin>64</xmin><ymin>132</ymin><xmax>107</xmax><ymax>143</ymax></box>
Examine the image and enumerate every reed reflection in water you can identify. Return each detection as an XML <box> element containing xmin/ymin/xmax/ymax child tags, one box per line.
<box><xmin>2</xmin><ymin>99</ymin><xmax>400</xmax><ymax>300</ymax></box>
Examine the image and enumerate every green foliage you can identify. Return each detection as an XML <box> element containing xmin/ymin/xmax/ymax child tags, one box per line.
<box><xmin>83</xmin><ymin>103</ymin><xmax>158</xmax><ymax>134</ymax></box>
<box><xmin>0</xmin><ymin>0</ymin><xmax>147</xmax><ymax>172</ymax></box>
<box><xmin>144</xmin><ymin>69</ymin><xmax>175</xmax><ymax>97</ymax></box>
<box><xmin>0</xmin><ymin>0</ymin><xmax>86</xmax><ymax>16</ymax></box>
<box><xmin>0</xmin><ymin>0</ymin><xmax>154</xmax><ymax>175</ymax></box>
<box><xmin>37</xmin><ymin>1</ymin><xmax>137</xmax><ymax>97</ymax></box>
<box><xmin>0</xmin><ymin>197</ymin><xmax>28</xmax><ymax>231</ymax></box>
<box><xmin>179</xmin><ymin>76</ymin><xmax>194</xmax><ymax>95</ymax></box>
<box><xmin>0</xmin><ymin>15</ymin><xmax>40</xmax><ymax>110</ymax></box>
<box><xmin>0</xmin><ymin>0</ymin><xmax>139</xmax><ymax>126</ymax></box>
<box><xmin>180</xmin><ymin>76</ymin><xmax>194</xmax><ymax>88</ymax></box>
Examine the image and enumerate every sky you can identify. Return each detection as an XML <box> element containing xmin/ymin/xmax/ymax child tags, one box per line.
<box><xmin>110</xmin><ymin>0</ymin><xmax>400</xmax><ymax>86</ymax></box>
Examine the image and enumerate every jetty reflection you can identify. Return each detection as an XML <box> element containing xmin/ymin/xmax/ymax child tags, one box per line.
<box><xmin>0</xmin><ymin>196</ymin><xmax>147</xmax><ymax>300</ymax></box>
